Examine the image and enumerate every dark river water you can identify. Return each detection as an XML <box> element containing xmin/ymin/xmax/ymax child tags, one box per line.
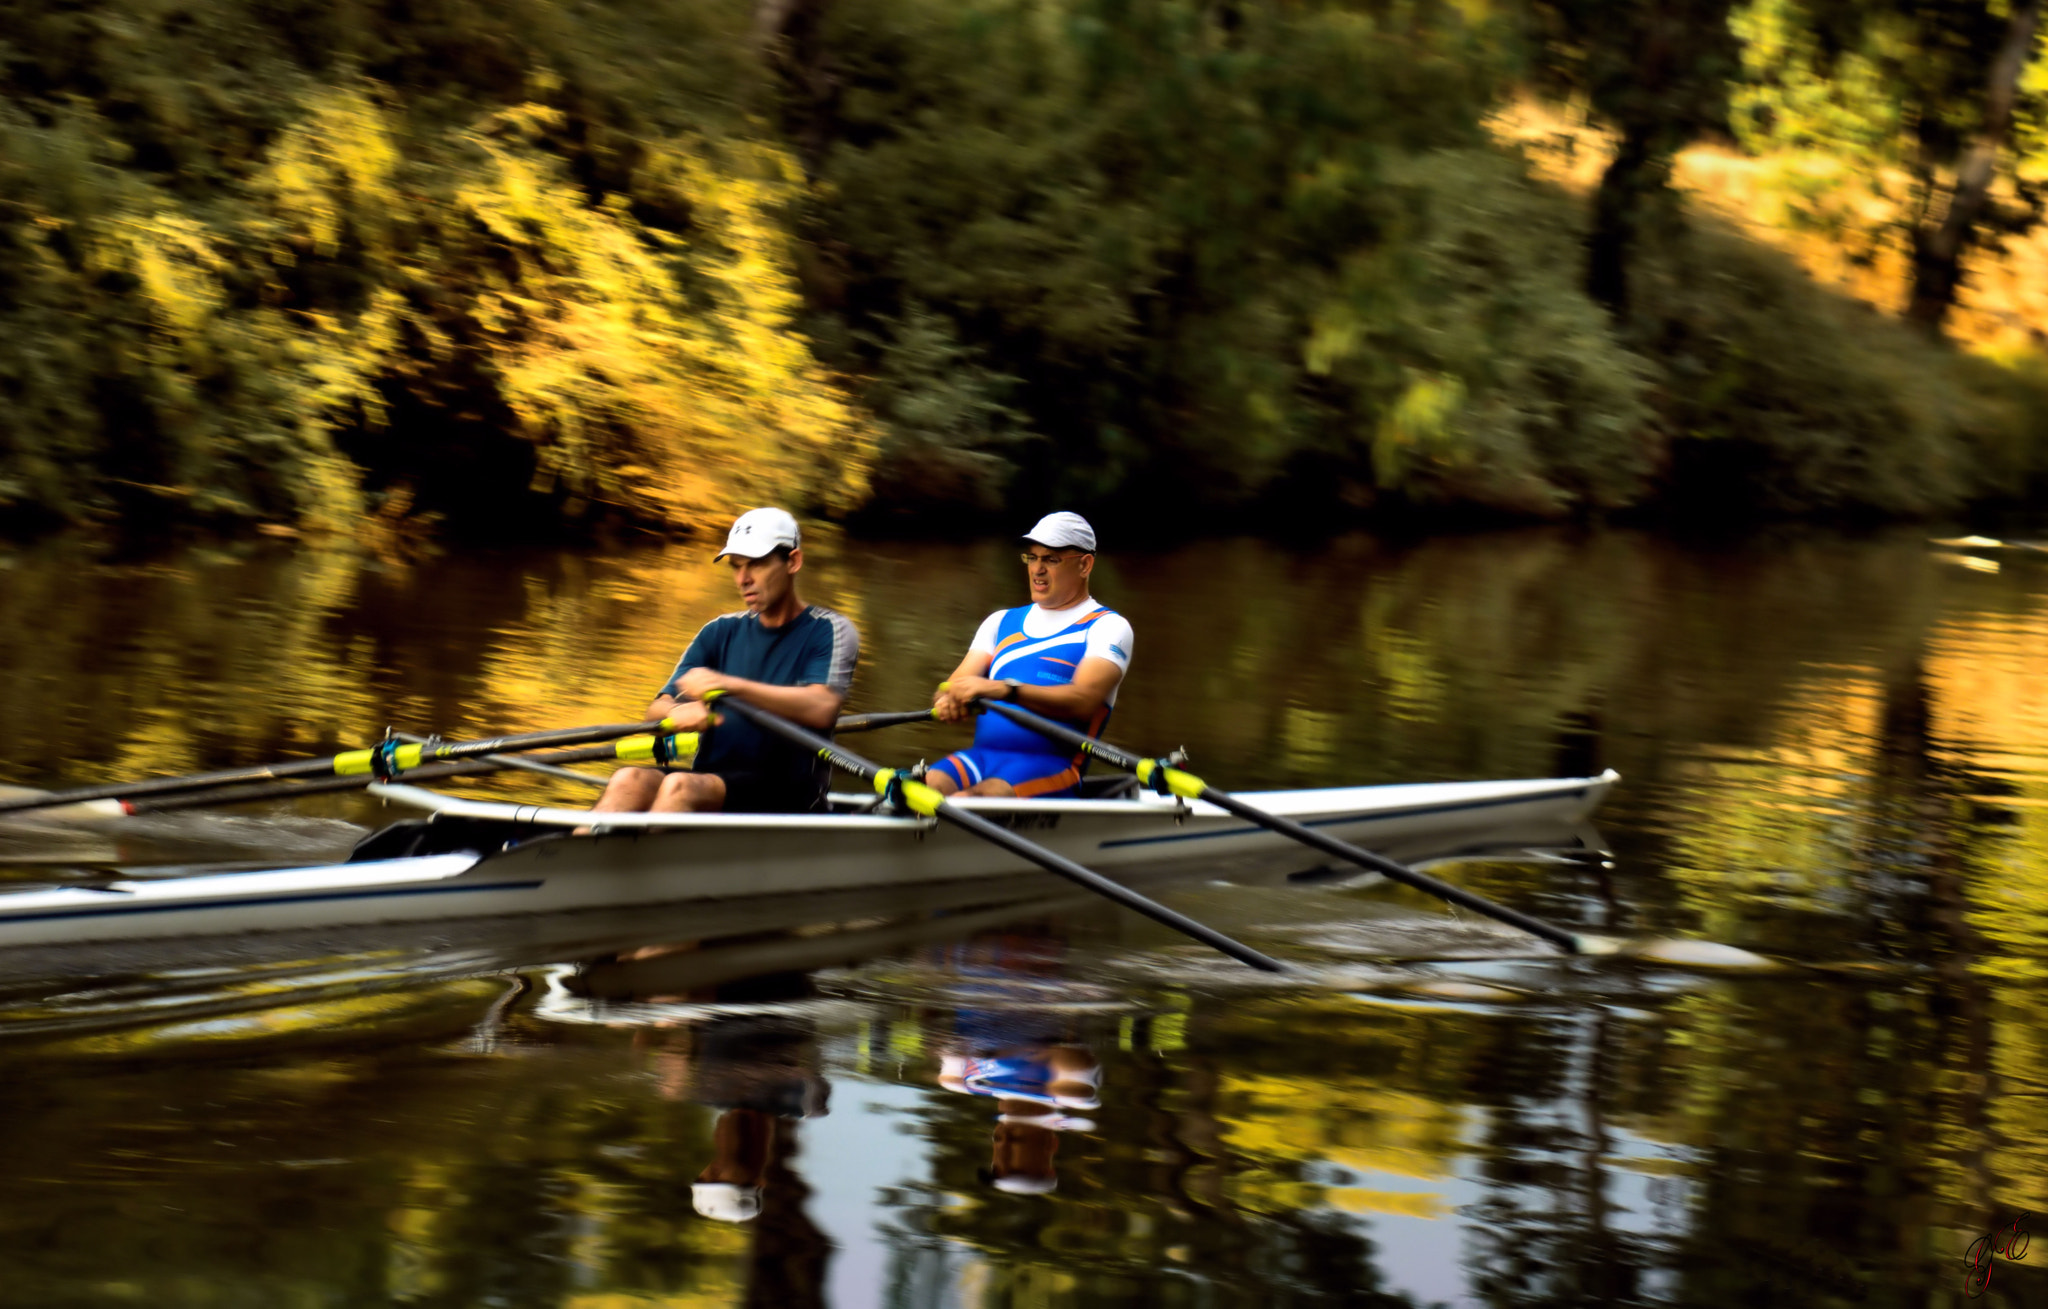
<box><xmin>0</xmin><ymin>524</ymin><xmax>2044</xmax><ymax>1308</ymax></box>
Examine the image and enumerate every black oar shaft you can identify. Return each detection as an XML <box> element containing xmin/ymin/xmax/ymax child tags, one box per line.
<box><xmin>978</xmin><ymin>698</ymin><xmax>1584</xmax><ymax>954</ymax></box>
<box><xmin>935</xmin><ymin>803</ymin><xmax>1290</xmax><ymax>971</ymax></box>
<box><xmin>1193</xmin><ymin>787</ymin><xmax>1578</xmax><ymax>951</ymax></box>
<box><xmin>0</xmin><ymin>718</ymin><xmax>676</xmax><ymax>815</ymax></box>
<box><xmin>122</xmin><ymin>736</ymin><xmax>694</xmax><ymax>814</ymax></box>
<box><xmin>395</xmin><ymin>732</ymin><xmax>604</xmax><ymax>787</ymax></box>
<box><xmin>709</xmin><ymin>693</ymin><xmax>1287</xmax><ymax>973</ymax></box>
<box><xmin>834</xmin><ymin>709</ymin><xmax>938</xmax><ymax>733</ymax></box>
<box><xmin>7</xmin><ymin>707</ymin><xmax>949</xmax><ymax>818</ymax></box>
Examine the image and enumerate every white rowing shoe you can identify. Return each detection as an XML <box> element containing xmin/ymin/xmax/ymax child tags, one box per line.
<box><xmin>0</xmin><ymin>771</ymin><xmax>1618</xmax><ymax>947</ymax></box>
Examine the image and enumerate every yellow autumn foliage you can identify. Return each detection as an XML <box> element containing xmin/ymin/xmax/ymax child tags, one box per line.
<box><xmin>0</xmin><ymin>0</ymin><xmax>872</xmax><ymax>539</ymax></box>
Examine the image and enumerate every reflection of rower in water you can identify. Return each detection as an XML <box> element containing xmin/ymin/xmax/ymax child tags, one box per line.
<box><xmin>927</xmin><ymin>928</ymin><xmax>1104</xmax><ymax>1196</ymax></box>
<box><xmin>565</xmin><ymin>959</ymin><xmax>832</xmax><ymax>1303</ymax></box>
<box><xmin>941</xmin><ymin>1042</ymin><xmax>1102</xmax><ymax>1195</ymax></box>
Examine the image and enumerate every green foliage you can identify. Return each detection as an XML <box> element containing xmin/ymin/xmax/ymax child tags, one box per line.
<box><xmin>1727</xmin><ymin>0</ymin><xmax>2048</xmax><ymax>294</ymax></box>
<box><xmin>851</xmin><ymin>304</ymin><xmax>1031</xmax><ymax>526</ymax></box>
<box><xmin>1302</xmin><ymin>149</ymin><xmax>1661</xmax><ymax>515</ymax></box>
<box><xmin>809</xmin><ymin>0</ymin><xmax>1520</xmax><ymax>519</ymax></box>
<box><xmin>1628</xmin><ymin>216</ymin><xmax>2046</xmax><ymax>512</ymax></box>
<box><xmin>805</xmin><ymin>0</ymin><xmax>2047</xmax><ymax>520</ymax></box>
<box><xmin>0</xmin><ymin>0</ymin><xmax>2043</xmax><ymax>538</ymax></box>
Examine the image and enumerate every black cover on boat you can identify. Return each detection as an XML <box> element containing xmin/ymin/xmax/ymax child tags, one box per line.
<box><xmin>347</xmin><ymin>817</ymin><xmax>539</xmax><ymax>863</ymax></box>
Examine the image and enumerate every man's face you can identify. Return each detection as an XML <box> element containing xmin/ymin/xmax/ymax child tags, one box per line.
<box><xmin>1021</xmin><ymin>545</ymin><xmax>1092</xmax><ymax>608</ymax></box>
<box><xmin>730</xmin><ymin>550</ymin><xmax>796</xmax><ymax>612</ymax></box>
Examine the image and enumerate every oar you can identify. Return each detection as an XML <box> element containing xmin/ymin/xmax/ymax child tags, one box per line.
<box><xmin>835</xmin><ymin>708</ymin><xmax>939</xmax><ymax>733</ymax></box>
<box><xmin>968</xmin><ymin>696</ymin><xmax>1617</xmax><ymax>957</ymax></box>
<box><xmin>704</xmin><ymin>692</ymin><xmax>1289</xmax><ymax>973</ymax></box>
<box><xmin>0</xmin><ymin>717</ymin><xmax>694</xmax><ymax>817</ymax></box>
<box><xmin>118</xmin><ymin>733</ymin><xmax>699</xmax><ymax>814</ymax></box>
<box><xmin>393</xmin><ymin>731</ymin><xmax>605</xmax><ymax>787</ymax></box>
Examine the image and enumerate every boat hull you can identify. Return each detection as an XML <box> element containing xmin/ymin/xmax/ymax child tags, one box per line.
<box><xmin>0</xmin><ymin>772</ymin><xmax>1617</xmax><ymax>947</ymax></box>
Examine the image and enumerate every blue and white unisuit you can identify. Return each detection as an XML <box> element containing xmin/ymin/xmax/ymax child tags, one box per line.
<box><xmin>930</xmin><ymin>598</ymin><xmax>1134</xmax><ymax>798</ymax></box>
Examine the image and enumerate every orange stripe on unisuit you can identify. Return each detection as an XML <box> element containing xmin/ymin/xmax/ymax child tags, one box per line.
<box><xmin>1013</xmin><ymin>766</ymin><xmax>1082</xmax><ymax>798</ymax></box>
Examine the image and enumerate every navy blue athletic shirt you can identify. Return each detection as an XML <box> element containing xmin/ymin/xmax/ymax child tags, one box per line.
<box><xmin>664</xmin><ymin>606</ymin><xmax>860</xmax><ymax>789</ymax></box>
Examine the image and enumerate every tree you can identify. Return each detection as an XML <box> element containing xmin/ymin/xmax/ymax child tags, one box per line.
<box><xmin>1905</xmin><ymin>0</ymin><xmax>2044</xmax><ymax>329</ymax></box>
<box><xmin>1524</xmin><ymin>0</ymin><xmax>1744</xmax><ymax>315</ymax></box>
<box><xmin>1729</xmin><ymin>0</ymin><xmax>2048</xmax><ymax>335</ymax></box>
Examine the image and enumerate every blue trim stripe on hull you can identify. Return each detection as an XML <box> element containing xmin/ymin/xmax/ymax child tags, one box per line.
<box><xmin>1096</xmin><ymin>788</ymin><xmax>1589</xmax><ymax>850</ymax></box>
<box><xmin>0</xmin><ymin>879</ymin><xmax>545</xmax><ymax>926</ymax></box>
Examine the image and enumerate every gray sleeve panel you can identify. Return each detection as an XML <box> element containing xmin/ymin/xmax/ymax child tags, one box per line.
<box><xmin>812</xmin><ymin>606</ymin><xmax>860</xmax><ymax>695</ymax></box>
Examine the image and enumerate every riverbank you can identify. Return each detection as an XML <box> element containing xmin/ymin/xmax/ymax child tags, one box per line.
<box><xmin>3</xmin><ymin>0</ymin><xmax>2046</xmax><ymax>547</ymax></box>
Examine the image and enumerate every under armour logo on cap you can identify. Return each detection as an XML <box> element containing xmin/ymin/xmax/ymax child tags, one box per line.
<box><xmin>715</xmin><ymin>507</ymin><xmax>801</xmax><ymax>560</ymax></box>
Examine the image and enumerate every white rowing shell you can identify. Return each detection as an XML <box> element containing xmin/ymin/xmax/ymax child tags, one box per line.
<box><xmin>0</xmin><ymin>771</ymin><xmax>1617</xmax><ymax>947</ymax></box>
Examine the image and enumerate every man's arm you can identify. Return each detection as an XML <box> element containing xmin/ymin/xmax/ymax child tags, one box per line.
<box><xmin>645</xmin><ymin>621</ymin><xmax>722</xmax><ymax>729</ymax></box>
<box><xmin>671</xmin><ymin>610</ymin><xmax>856</xmax><ymax>731</ymax></box>
<box><xmin>642</xmin><ymin>693</ymin><xmax>713</xmax><ymax>731</ymax></box>
<box><xmin>948</xmin><ymin>656</ymin><xmax>1121</xmax><ymax>721</ymax></box>
<box><xmin>673</xmin><ymin>668</ymin><xmax>843</xmax><ymax>730</ymax></box>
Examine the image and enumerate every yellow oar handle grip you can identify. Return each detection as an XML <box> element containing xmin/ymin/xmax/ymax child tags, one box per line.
<box><xmin>1135</xmin><ymin>758</ymin><xmax>1207</xmax><ymax>800</ymax></box>
<box><xmin>335</xmin><ymin>743</ymin><xmax>425</xmax><ymax>776</ymax></box>
<box><xmin>873</xmin><ymin>769</ymin><xmax>943</xmax><ymax>817</ymax></box>
<box><xmin>614</xmin><ymin>733</ymin><xmax>700</xmax><ymax>766</ymax></box>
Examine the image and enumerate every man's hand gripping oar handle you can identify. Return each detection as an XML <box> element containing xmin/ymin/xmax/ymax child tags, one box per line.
<box><xmin>973</xmin><ymin>697</ymin><xmax>1615</xmax><ymax>957</ymax></box>
<box><xmin>703</xmin><ymin>690</ymin><xmax>1288</xmax><ymax>973</ymax></box>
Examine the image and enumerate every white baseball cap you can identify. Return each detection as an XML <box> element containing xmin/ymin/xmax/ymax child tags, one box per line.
<box><xmin>1022</xmin><ymin>511</ymin><xmax>1095</xmax><ymax>552</ymax></box>
<box><xmin>715</xmin><ymin>507</ymin><xmax>800</xmax><ymax>560</ymax></box>
<box><xmin>691</xmin><ymin>1182</ymin><xmax>763</xmax><ymax>1223</ymax></box>
<box><xmin>991</xmin><ymin>1173</ymin><xmax>1059</xmax><ymax>1195</ymax></box>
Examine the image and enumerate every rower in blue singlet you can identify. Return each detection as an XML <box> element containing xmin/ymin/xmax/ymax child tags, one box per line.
<box><xmin>929</xmin><ymin>512</ymin><xmax>1134</xmax><ymax>799</ymax></box>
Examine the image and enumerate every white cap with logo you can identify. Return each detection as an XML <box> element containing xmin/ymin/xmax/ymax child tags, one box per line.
<box><xmin>716</xmin><ymin>507</ymin><xmax>801</xmax><ymax>561</ymax></box>
<box><xmin>1022</xmin><ymin>511</ymin><xmax>1096</xmax><ymax>552</ymax></box>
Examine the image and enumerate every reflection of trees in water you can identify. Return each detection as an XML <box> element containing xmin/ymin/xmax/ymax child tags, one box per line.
<box><xmin>746</xmin><ymin>1119</ymin><xmax>832</xmax><ymax>1309</ymax></box>
<box><xmin>1461</xmin><ymin>1007</ymin><xmax>1667</xmax><ymax>1308</ymax></box>
<box><xmin>877</xmin><ymin>932</ymin><xmax>1436</xmax><ymax>1309</ymax></box>
<box><xmin>1452</xmin><ymin>640</ymin><xmax>2040</xmax><ymax>1308</ymax></box>
<box><xmin>880</xmin><ymin>1066</ymin><xmax>1428</xmax><ymax>1308</ymax></box>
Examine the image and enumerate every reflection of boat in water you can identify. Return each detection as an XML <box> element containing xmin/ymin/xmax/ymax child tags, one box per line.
<box><xmin>0</xmin><ymin>771</ymin><xmax>1618</xmax><ymax>947</ymax></box>
<box><xmin>0</xmin><ymin>875</ymin><xmax>1092</xmax><ymax>1053</ymax></box>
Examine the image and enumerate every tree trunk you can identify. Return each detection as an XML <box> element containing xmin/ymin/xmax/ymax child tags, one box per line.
<box><xmin>1905</xmin><ymin>0</ymin><xmax>2043</xmax><ymax>332</ymax></box>
<box><xmin>755</xmin><ymin>0</ymin><xmax>839</xmax><ymax>182</ymax></box>
<box><xmin>1587</xmin><ymin>125</ymin><xmax>1658</xmax><ymax>316</ymax></box>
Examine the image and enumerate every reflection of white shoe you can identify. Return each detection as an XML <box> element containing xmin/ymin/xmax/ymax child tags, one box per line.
<box><xmin>998</xmin><ymin>1110</ymin><xmax>1095</xmax><ymax>1133</ymax></box>
<box><xmin>1053</xmin><ymin>1092</ymin><xmax>1101</xmax><ymax>1111</ymax></box>
<box><xmin>691</xmin><ymin>1182</ymin><xmax>762</xmax><ymax>1223</ymax></box>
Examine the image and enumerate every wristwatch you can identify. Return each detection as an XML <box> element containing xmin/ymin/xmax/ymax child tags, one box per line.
<box><xmin>1001</xmin><ymin>679</ymin><xmax>1022</xmax><ymax>701</ymax></box>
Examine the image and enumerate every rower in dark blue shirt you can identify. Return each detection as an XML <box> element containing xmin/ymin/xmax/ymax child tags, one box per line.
<box><xmin>593</xmin><ymin>508</ymin><xmax>859</xmax><ymax>815</ymax></box>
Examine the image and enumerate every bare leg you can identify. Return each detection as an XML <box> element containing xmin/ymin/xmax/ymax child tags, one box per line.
<box><xmin>594</xmin><ymin>766</ymin><xmax>665</xmax><ymax>812</ymax></box>
<box><xmin>926</xmin><ymin>770</ymin><xmax>1015</xmax><ymax>799</ymax></box>
<box><xmin>654</xmin><ymin>772</ymin><xmax>727</xmax><ymax>812</ymax></box>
